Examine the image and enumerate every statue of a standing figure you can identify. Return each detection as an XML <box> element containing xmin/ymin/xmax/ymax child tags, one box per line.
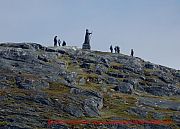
<box><xmin>82</xmin><ymin>29</ymin><xmax>92</xmax><ymax>50</ymax></box>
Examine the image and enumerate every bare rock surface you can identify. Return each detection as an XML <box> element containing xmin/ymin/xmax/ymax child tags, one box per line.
<box><xmin>0</xmin><ymin>43</ymin><xmax>179</xmax><ymax>129</ymax></box>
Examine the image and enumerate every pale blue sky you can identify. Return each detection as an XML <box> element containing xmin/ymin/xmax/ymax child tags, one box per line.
<box><xmin>0</xmin><ymin>0</ymin><xmax>179</xmax><ymax>69</ymax></box>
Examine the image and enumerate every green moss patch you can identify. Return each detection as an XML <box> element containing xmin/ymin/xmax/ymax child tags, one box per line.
<box><xmin>43</xmin><ymin>82</ymin><xmax>70</xmax><ymax>96</ymax></box>
<box><xmin>0</xmin><ymin>121</ymin><xmax>9</xmax><ymax>126</ymax></box>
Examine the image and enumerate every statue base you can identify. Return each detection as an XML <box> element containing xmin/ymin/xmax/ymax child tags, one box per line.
<box><xmin>82</xmin><ymin>43</ymin><xmax>91</xmax><ymax>50</ymax></box>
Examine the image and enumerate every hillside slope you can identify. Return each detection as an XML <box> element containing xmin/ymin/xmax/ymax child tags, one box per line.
<box><xmin>0</xmin><ymin>43</ymin><xmax>180</xmax><ymax>129</ymax></box>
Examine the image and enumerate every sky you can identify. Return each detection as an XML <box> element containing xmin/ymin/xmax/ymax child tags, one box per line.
<box><xmin>0</xmin><ymin>0</ymin><xmax>179</xmax><ymax>69</ymax></box>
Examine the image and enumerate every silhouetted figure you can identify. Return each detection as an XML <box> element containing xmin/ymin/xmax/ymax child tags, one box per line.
<box><xmin>62</xmin><ymin>41</ymin><xmax>66</xmax><ymax>46</ymax></box>
<box><xmin>110</xmin><ymin>45</ymin><xmax>113</xmax><ymax>53</ymax></box>
<box><xmin>54</xmin><ymin>36</ymin><xmax>57</xmax><ymax>47</ymax></box>
<box><xmin>58</xmin><ymin>39</ymin><xmax>61</xmax><ymax>46</ymax></box>
<box><xmin>117</xmin><ymin>46</ymin><xmax>120</xmax><ymax>53</ymax></box>
<box><xmin>82</xmin><ymin>29</ymin><xmax>92</xmax><ymax>50</ymax></box>
<box><xmin>131</xmin><ymin>49</ymin><xmax>134</xmax><ymax>57</ymax></box>
<box><xmin>114</xmin><ymin>46</ymin><xmax>117</xmax><ymax>53</ymax></box>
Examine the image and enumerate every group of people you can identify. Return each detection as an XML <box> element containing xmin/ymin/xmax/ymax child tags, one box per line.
<box><xmin>53</xmin><ymin>29</ymin><xmax>134</xmax><ymax>57</ymax></box>
<box><xmin>54</xmin><ymin>36</ymin><xmax>66</xmax><ymax>47</ymax></box>
<box><xmin>110</xmin><ymin>45</ymin><xmax>134</xmax><ymax>57</ymax></box>
<box><xmin>110</xmin><ymin>45</ymin><xmax>120</xmax><ymax>53</ymax></box>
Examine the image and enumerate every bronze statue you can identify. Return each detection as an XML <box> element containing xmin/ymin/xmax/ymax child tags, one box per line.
<box><xmin>82</xmin><ymin>29</ymin><xmax>92</xmax><ymax>50</ymax></box>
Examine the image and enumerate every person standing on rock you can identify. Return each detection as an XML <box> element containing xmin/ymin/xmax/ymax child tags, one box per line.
<box><xmin>62</xmin><ymin>41</ymin><xmax>66</xmax><ymax>46</ymax></box>
<box><xmin>58</xmin><ymin>39</ymin><xmax>61</xmax><ymax>46</ymax></box>
<box><xmin>54</xmin><ymin>36</ymin><xmax>57</xmax><ymax>47</ymax></box>
<box><xmin>114</xmin><ymin>46</ymin><xmax>117</xmax><ymax>53</ymax></box>
<box><xmin>131</xmin><ymin>49</ymin><xmax>134</xmax><ymax>57</ymax></box>
<box><xmin>110</xmin><ymin>45</ymin><xmax>113</xmax><ymax>53</ymax></box>
<box><xmin>117</xmin><ymin>46</ymin><xmax>120</xmax><ymax>53</ymax></box>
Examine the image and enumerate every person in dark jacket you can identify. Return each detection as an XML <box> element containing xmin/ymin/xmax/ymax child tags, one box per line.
<box><xmin>54</xmin><ymin>36</ymin><xmax>57</xmax><ymax>47</ymax></box>
<box><xmin>117</xmin><ymin>46</ymin><xmax>120</xmax><ymax>53</ymax></box>
<box><xmin>62</xmin><ymin>41</ymin><xmax>66</xmax><ymax>46</ymax></box>
<box><xmin>58</xmin><ymin>39</ymin><xmax>61</xmax><ymax>46</ymax></box>
<box><xmin>114</xmin><ymin>46</ymin><xmax>117</xmax><ymax>53</ymax></box>
<box><xmin>131</xmin><ymin>49</ymin><xmax>134</xmax><ymax>57</ymax></box>
<box><xmin>110</xmin><ymin>45</ymin><xmax>113</xmax><ymax>53</ymax></box>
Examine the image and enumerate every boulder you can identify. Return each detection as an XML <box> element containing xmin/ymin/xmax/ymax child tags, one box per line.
<box><xmin>172</xmin><ymin>115</ymin><xmax>180</xmax><ymax>127</ymax></box>
<box><xmin>83</xmin><ymin>97</ymin><xmax>101</xmax><ymax>117</ymax></box>
<box><xmin>0</xmin><ymin>48</ymin><xmax>36</xmax><ymax>63</ymax></box>
<box><xmin>139</xmin><ymin>97</ymin><xmax>180</xmax><ymax>111</ymax></box>
<box><xmin>79</xmin><ymin>77</ymin><xmax>86</xmax><ymax>85</ymax></box>
<box><xmin>80</xmin><ymin>62</ymin><xmax>91</xmax><ymax>69</ymax></box>
<box><xmin>175</xmin><ymin>71</ymin><xmax>180</xmax><ymax>78</ymax></box>
<box><xmin>106</xmin><ymin>77</ymin><xmax>119</xmax><ymax>85</ymax></box>
<box><xmin>143</xmin><ymin>84</ymin><xmax>180</xmax><ymax>96</ymax></box>
<box><xmin>0</xmin><ymin>43</ymin><xmax>32</xmax><ymax>49</ymax></box>
<box><xmin>58</xmin><ymin>71</ymin><xmax>77</xmax><ymax>85</ymax></box>
<box><xmin>145</xmin><ymin>62</ymin><xmax>156</xmax><ymax>69</ymax></box>
<box><xmin>34</xmin><ymin>94</ymin><xmax>52</xmax><ymax>106</ymax></box>
<box><xmin>95</xmin><ymin>64</ymin><xmax>107</xmax><ymax>75</ymax></box>
<box><xmin>62</xmin><ymin>104</ymin><xmax>84</xmax><ymax>117</ymax></box>
<box><xmin>128</xmin><ymin>107</ymin><xmax>149</xmax><ymax>118</ymax></box>
<box><xmin>37</xmin><ymin>55</ymin><xmax>49</xmax><ymax>62</ymax></box>
<box><xmin>15</xmin><ymin>76</ymin><xmax>33</xmax><ymax>89</ymax></box>
<box><xmin>114</xmin><ymin>82</ymin><xmax>133</xmax><ymax>94</ymax></box>
<box><xmin>123</xmin><ymin>79</ymin><xmax>139</xmax><ymax>85</ymax></box>
<box><xmin>70</xmin><ymin>88</ymin><xmax>102</xmax><ymax>99</ymax></box>
<box><xmin>152</xmin><ymin>112</ymin><xmax>165</xmax><ymax>120</ymax></box>
<box><xmin>107</xmin><ymin>72</ymin><xmax>126</xmax><ymax>78</ymax></box>
<box><xmin>70</xmin><ymin>88</ymin><xmax>103</xmax><ymax>116</ymax></box>
<box><xmin>98</xmin><ymin>57</ymin><xmax>110</xmax><ymax>67</ymax></box>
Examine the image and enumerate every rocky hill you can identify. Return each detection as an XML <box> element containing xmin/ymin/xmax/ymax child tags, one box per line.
<box><xmin>0</xmin><ymin>43</ymin><xmax>180</xmax><ymax>129</ymax></box>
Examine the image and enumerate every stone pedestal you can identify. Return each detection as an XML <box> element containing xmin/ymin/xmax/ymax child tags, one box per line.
<box><xmin>82</xmin><ymin>43</ymin><xmax>91</xmax><ymax>50</ymax></box>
